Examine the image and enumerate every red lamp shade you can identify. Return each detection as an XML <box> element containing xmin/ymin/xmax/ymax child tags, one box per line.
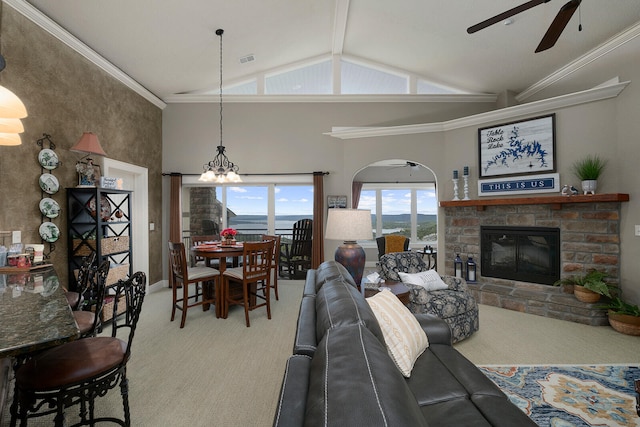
<box><xmin>70</xmin><ymin>132</ymin><xmax>107</xmax><ymax>156</ymax></box>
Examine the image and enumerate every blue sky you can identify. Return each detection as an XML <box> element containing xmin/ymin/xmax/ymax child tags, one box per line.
<box><xmin>226</xmin><ymin>185</ymin><xmax>313</xmax><ymax>215</ymax></box>
<box><xmin>357</xmin><ymin>189</ymin><xmax>437</xmax><ymax>215</ymax></box>
<box><xmin>223</xmin><ymin>186</ymin><xmax>437</xmax><ymax>216</ymax></box>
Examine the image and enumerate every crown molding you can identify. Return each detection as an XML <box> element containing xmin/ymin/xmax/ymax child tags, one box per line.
<box><xmin>325</xmin><ymin>79</ymin><xmax>629</xmax><ymax>140</ymax></box>
<box><xmin>163</xmin><ymin>93</ymin><xmax>498</xmax><ymax>104</ymax></box>
<box><xmin>5</xmin><ymin>0</ymin><xmax>167</xmax><ymax>109</ymax></box>
<box><xmin>516</xmin><ymin>21</ymin><xmax>640</xmax><ymax>102</ymax></box>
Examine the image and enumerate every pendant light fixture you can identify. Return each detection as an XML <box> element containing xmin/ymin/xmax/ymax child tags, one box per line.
<box><xmin>0</xmin><ymin>1</ymin><xmax>28</xmax><ymax>146</ymax></box>
<box><xmin>199</xmin><ymin>29</ymin><xmax>242</xmax><ymax>183</ymax></box>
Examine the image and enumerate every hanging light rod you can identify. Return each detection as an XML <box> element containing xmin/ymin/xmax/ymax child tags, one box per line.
<box><xmin>199</xmin><ymin>29</ymin><xmax>242</xmax><ymax>183</ymax></box>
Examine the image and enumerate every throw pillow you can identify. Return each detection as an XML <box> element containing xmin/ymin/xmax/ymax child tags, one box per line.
<box><xmin>398</xmin><ymin>270</ymin><xmax>448</xmax><ymax>291</ymax></box>
<box><xmin>366</xmin><ymin>289</ymin><xmax>429</xmax><ymax>377</ymax></box>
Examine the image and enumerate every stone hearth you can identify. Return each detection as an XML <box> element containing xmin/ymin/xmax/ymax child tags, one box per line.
<box><xmin>440</xmin><ymin>194</ymin><xmax>629</xmax><ymax>326</ymax></box>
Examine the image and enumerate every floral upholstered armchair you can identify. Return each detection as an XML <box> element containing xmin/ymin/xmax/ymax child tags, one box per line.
<box><xmin>378</xmin><ymin>251</ymin><xmax>479</xmax><ymax>343</ymax></box>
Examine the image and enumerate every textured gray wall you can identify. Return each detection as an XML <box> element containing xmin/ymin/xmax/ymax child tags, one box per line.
<box><xmin>0</xmin><ymin>7</ymin><xmax>163</xmax><ymax>285</ymax></box>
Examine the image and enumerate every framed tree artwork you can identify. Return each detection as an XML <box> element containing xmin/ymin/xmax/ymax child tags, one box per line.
<box><xmin>478</xmin><ymin>114</ymin><xmax>556</xmax><ymax>178</ymax></box>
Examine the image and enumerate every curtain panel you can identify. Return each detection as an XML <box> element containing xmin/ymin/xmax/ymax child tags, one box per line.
<box><xmin>312</xmin><ymin>172</ymin><xmax>325</xmax><ymax>268</ymax></box>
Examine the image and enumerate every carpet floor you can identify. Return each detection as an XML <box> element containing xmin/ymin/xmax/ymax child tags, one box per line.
<box><xmin>479</xmin><ymin>365</ymin><xmax>640</xmax><ymax>427</ymax></box>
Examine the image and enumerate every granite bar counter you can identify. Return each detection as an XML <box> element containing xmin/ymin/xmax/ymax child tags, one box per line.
<box><xmin>0</xmin><ymin>267</ymin><xmax>79</xmax><ymax>358</ymax></box>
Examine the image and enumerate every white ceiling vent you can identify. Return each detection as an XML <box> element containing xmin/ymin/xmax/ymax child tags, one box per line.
<box><xmin>239</xmin><ymin>54</ymin><xmax>255</xmax><ymax>64</ymax></box>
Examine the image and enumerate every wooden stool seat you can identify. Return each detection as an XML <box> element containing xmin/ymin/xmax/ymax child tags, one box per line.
<box><xmin>16</xmin><ymin>337</ymin><xmax>126</xmax><ymax>391</ymax></box>
<box><xmin>73</xmin><ymin>311</ymin><xmax>98</xmax><ymax>335</ymax></box>
<box><xmin>65</xmin><ymin>291</ymin><xmax>80</xmax><ymax>309</ymax></box>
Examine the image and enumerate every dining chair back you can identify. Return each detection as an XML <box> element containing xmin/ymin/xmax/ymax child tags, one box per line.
<box><xmin>261</xmin><ymin>234</ymin><xmax>281</xmax><ymax>300</ymax></box>
<box><xmin>222</xmin><ymin>240</ymin><xmax>274</xmax><ymax>327</ymax></box>
<box><xmin>191</xmin><ymin>234</ymin><xmax>221</xmax><ymax>267</ymax></box>
<box><xmin>74</xmin><ymin>259</ymin><xmax>110</xmax><ymax>338</ymax></box>
<box><xmin>65</xmin><ymin>252</ymin><xmax>96</xmax><ymax>310</ymax></box>
<box><xmin>279</xmin><ymin>218</ymin><xmax>312</xmax><ymax>279</ymax></box>
<box><xmin>168</xmin><ymin>241</ymin><xmax>221</xmax><ymax>327</ymax></box>
<box><xmin>10</xmin><ymin>272</ymin><xmax>147</xmax><ymax>427</ymax></box>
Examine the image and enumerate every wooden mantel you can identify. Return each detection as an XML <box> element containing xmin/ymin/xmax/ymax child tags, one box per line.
<box><xmin>440</xmin><ymin>193</ymin><xmax>629</xmax><ymax>211</ymax></box>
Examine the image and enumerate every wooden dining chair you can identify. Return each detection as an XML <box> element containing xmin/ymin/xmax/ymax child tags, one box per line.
<box><xmin>168</xmin><ymin>241</ymin><xmax>221</xmax><ymax>327</ymax></box>
<box><xmin>10</xmin><ymin>272</ymin><xmax>147</xmax><ymax>427</ymax></box>
<box><xmin>261</xmin><ymin>234</ymin><xmax>281</xmax><ymax>300</ymax></box>
<box><xmin>191</xmin><ymin>234</ymin><xmax>221</xmax><ymax>267</ymax></box>
<box><xmin>222</xmin><ymin>240</ymin><xmax>274</xmax><ymax>327</ymax></box>
<box><xmin>73</xmin><ymin>260</ymin><xmax>110</xmax><ymax>338</ymax></box>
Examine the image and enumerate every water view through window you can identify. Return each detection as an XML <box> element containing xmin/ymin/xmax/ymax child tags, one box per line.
<box><xmin>183</xmin><ymin>184</ymin><xmax>313</xmax><ymax>240</ymax></box>
<box><xmin>357</xmin><ymin>184</ymin><xmax>437</xmax><ymax>243</ymax></box>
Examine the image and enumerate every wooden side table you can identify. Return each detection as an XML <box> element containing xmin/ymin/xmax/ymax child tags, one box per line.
<box><xmin>364</xmin><ymin>282</ymin><xmax>410</xmax><ymax>306</ymax></box>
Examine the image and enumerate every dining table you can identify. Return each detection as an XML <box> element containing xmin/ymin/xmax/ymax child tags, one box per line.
<box><xmin>0</xmin><ymin>266</ymin><xmax>79</xmax><ymax>359</ymax></box>
<box><xmin>190</xmin><ymin>241</ymin><xmax>244</xmax><ymax>274</ymax></box>
<box><xmin>191</xmin><ymin>242</ymin><xmax>245</xmax><ymax>318</ymax></box>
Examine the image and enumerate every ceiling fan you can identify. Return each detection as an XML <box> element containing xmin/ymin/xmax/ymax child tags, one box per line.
<box><xmin>386</xmin><ymin>161</ymin><xmax>420</xmax><ymax>170</ymax></box>
<box><xmin>467</xmin><ymin>0</ymin><xmax>582</xmax><ymax>53</ymax></box>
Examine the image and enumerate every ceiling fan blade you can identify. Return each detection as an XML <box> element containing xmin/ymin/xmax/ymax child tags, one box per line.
<box><xmin>535</xmin><ymin>0</ymin><xmax>581</xmax><ymax>52</ymax></box>
<box><xmin>467</xmin><ymin>0</ymin><xmax>550</xmax><ymax>34</ymax></box>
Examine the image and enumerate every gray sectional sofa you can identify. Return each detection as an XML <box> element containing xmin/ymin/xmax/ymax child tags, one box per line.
<box><xmin>273</xmin><ymin>261</ymin><xmax>536</xmax><ymax>427</ymax></box>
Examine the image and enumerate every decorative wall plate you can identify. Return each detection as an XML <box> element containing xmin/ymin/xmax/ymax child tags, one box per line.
<box><xmin>39</xmin><ymin>198</ymin><xmax>61</xmax><ymax>219</ymax></box>
<box><xmin>38</xmin><ymin>148</ymin><xmax>59</xmax><ymax>170</ymax></box>
<box><xmin>39</xmin><ymin>173</ymin><xmax>59</xmax><ymax>195</ymax></box>
<box><xmin>87</xmin><ymin>195</ymin><xmax>112</xmax><ymax>221</ymax></box>
<box><xmin>39</xmin><ymin>222</ymin><xmax>60</xmax><ymax>243</ymax></box>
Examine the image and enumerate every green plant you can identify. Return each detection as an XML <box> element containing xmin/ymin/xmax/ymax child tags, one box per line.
<box><xmin>601</xmin><ymin>296</ymin><xmax>640</xmax><ymax>316</ymax></box>
<box><xmin>571</xmin><ymin>154</ymin><xmax>607</xmax><ymax>181</ymax></box>
<box><xmin>553</xmin><ymin>270</ymin><xmax>615</xmax><ymax>297</ymax></box>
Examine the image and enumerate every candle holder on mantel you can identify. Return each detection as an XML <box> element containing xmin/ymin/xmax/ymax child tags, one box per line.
<box><xmin>452</xmin><ymin>178</ymin><xmax>460</xmax><ymax>201</ymax></box>
<box><xmin>463</xmin><ymin>175</ymin><xmax>470</xmax><ymax>200</ymax></box>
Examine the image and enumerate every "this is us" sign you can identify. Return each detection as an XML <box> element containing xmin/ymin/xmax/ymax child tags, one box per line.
<box><xmin>478</xmin><ymin>173</ymin><xmax>559</xmax><ymax>196</ymax></box>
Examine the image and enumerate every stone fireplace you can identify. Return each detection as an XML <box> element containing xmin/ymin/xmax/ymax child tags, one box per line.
<box><xmin>480</xmin><ymin>226</ymin><xmax>560</xmax><ymax>285</ymax></box>
<box><xmin>441</xmin><ymin>194</ymin><xmax>629</xmax><ymax>326</ymax></box>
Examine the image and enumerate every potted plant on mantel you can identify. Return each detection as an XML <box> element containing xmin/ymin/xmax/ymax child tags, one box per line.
<box><xmin>571</xmin><ymin>154</ymin><xmax>607</xmax><ymax>195</ymax></box>
<box><xmin>554</xmin><ymin>270</ymin><xmax>612</xmax><ymax>303</ymax></box>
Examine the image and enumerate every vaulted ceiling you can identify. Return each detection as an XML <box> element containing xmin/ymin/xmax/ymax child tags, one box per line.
<box><xmin>16</xmin><ymin>0</ymin><xmax>640</xmax><ymax>104</ymax></box>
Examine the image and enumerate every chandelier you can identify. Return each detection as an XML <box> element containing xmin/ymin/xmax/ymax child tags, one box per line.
<box><xmin>199</xmin><ymin>29</ymin><xmax>242</xmax><ymax>183</ymax></box>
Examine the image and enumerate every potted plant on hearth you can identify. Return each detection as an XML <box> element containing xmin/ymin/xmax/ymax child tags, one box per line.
<box><xmin>553</xmin><ymin>270</ymin><xmax>613</xmax><ymax>303</ymax></box>
<box><xmin>599</xmin><ymin>294</ymin><xmax>640</xmax><ymax>336</ymax></box>
<box><xmin>571</xmin><ymin>154</ymin><xmax>607</xmax><ymax>195</ymax></box>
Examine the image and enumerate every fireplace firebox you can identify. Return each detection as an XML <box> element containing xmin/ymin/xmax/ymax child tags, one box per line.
<box><xmin>481</xmin><ymin>226</ymin><xmax>560</xmax><ymax>285</ymax></box>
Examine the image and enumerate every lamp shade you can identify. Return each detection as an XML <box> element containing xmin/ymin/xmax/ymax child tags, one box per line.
<box><xmin>70</xmin><ymin>132</ymin><xmax>107</xmax><ymax>156</ymax></box>
<box><xmin>0</xmin><ymin>85</ymin><xmax>28</xmax><ymax>119</ymax></box>
<box><xmin>0</xmin><ymin>132</ymin><xmax>22</xmax><ymax>146</ymax></box>
<box><xmin>325</xmin><ymin>209</ymin><xmax>373</xmax><ymax>242</ymax></box>
<box><xmin>0</xmin><ymin>118</ymin><xmax>24</xmax><ymax>133</ymax></box>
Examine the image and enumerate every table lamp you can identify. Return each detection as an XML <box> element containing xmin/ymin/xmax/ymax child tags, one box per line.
<box><xmin>325</xmin><ymin>209</ymin><xmax>373</xmax><ymax>285</ymax></box>
<box><xmin>70</xmin><ymin>132</ymin><xmax>107</xmax><ymax>187</ymax></box>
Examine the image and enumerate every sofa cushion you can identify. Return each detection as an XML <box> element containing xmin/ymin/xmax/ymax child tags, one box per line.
<box><xmin>292</xmin><ymin>295</ymin><xmax>317</xmax><ymax>357</ymax></box>
<box><xmin>305</xmin><ymin>324</ymin><xmax>429</xmax><ymax>427</ymax></box>
<box><xmin>272</xmin><ymin>354</ymin><xmax>311</xmax><ymax>427</ymax></box>
<box><xmin>367</xmin><ymin>289</ymin><xmax>428</xmax><ymax>377</ymax></box>
<box><xmin>398</xmin><ymin>270</ymin><xmax>448</xmax><ymax>291</ymax></box>
<box><xmin>315</xmin><ymin>277</ymin><xmax>385</xmax><ymax>345</ymax></box>
<box><xmin>314</xmin><ymin>260</ymin><xmax>356</xmax><ymax>292</ymax></box>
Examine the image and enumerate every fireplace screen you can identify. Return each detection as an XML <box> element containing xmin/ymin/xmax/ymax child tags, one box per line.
<box><xmin>481</xmin><ymin>226</ymin><xmax>560</xmax><ymax>285</ymax></box>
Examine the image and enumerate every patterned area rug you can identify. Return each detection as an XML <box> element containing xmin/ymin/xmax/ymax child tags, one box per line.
<box><xmin>479</xmin><ymin>365</ymin><xmax>640</xmax><ymax>427</ymax></box>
